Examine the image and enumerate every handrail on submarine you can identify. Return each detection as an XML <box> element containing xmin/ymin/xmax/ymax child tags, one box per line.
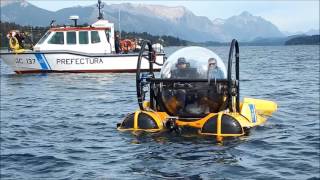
<box><xmin>227</xmin><ymin>39</ymin><xmax>240</xmax><ymax>113</ymax></box>
<box><xmin>136</xmin><ymin>39</ymin><xmax>241</xmax><ymax>114</ymax></box>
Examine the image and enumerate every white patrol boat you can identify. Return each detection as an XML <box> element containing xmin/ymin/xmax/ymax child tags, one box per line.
<box><xmin>0</xmin><ymin>1</ymin><xmax>165</xmax><ymax>74</ymax></box>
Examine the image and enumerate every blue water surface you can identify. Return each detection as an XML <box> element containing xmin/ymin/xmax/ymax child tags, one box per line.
<box><xmin>1</xmin><ymin>45</ymin><xmax>319</xmax><ymax>179</ymax></box>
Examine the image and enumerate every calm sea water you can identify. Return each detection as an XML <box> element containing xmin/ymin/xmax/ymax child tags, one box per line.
<box><xmin>1</xmin><ymin>45</ymin><xmax>319</xmax><ymax>179</ymax></box>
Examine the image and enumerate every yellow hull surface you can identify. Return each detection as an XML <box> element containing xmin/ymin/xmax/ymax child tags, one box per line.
<box><xmin>118</xmin><ymin>98</ymin><xmax>277</xmax><ymax>141</ymax></box>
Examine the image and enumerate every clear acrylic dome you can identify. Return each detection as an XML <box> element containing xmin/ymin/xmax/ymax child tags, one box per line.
<box><xmin>158</xmin><ymin>47</ymin><xmax>228</xmax><ymax>117</ymax></box>
<box><xmin>160</xmin><ymin>46</ymin><xmax>227</xmax><ymax>79</ymax></box>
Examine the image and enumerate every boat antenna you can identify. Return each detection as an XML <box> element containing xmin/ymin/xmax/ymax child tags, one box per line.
<box><xmin>118</xmin><ymin>8</ymin><xmax>121</xmax><ymax>39</ymax></box>
<box><xmin>97</xmin><ymin>0</ymin><xmax>104</xmax><ymax>20</ymax></box>
<box><xmin>50</xmin><ymin>20</ymin><xmax>56</xmax><ymax>27</ymax></box>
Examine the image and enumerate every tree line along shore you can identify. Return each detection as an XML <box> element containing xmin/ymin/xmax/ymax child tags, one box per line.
<box><xmin>0</xmin><ymin>21</ymin><xmax>319</xmax><ymax>48</ymax></box>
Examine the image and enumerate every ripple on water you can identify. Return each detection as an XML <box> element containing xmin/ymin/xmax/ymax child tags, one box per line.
<box><xmin>1</xmin><ymin>153</ymin><xmax>74</xmax><ymax>178</ymax></box>
<box><xmin>1</xmin><ymin>46</ymin><xmax>319</xmax><ymax>179</ymax></box>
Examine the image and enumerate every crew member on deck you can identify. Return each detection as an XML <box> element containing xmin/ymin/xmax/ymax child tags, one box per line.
<box><xmin>15</xmin><ymin>31</ymin><xmax>25</xmax><ymax>49</ymax></box>
<box><xmin>115</xmin><ymin>32</ymin><xmax>120</xmax><ymax>54</ymax></box>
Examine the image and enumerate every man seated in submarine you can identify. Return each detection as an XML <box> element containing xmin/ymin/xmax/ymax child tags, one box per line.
<box><xmin>170</xmin><ymin>57</ymin><xmax>200</xmax><ymax>79</ymax></box>
<box><xmin>207</xmin><ymin>57</ymin><xmax>225</xmax><ymax>79</ymax></box>
<box><xmin>165</xmin><ymin>57</ymin><xmax>203</xmax><ymax>115</ymax></box>
<box><xmin>162</xmin><ymin>56</ymin><xmax>227</xmax><ymax>116</ymax></box>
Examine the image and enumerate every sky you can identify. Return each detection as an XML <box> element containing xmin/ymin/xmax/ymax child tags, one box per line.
<box><xmin>26</xmin><ymin>0</ymin><xmax>319</xmax><ymax>33</ymax></box>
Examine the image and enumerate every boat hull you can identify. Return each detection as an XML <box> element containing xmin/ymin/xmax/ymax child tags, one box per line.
<box><xmin>117</xmin><ymin>98</ymin><xmax>278</xmax><ymax>141</ymax></box>
<box><xmin>0</xmin><ymin>50</ymin><xmax>165</xmax><ymax>74</ymax></box>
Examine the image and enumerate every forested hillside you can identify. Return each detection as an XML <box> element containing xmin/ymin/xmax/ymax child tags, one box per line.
<box><xmin>285</xmin><ymin>35</ymin><xmax>320</xmax><ymax>45</ymax></box>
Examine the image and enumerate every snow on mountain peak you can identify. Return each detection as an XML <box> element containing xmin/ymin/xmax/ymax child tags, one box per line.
<box><xmin>229</xmin><ymin>11</ymin><xmax>262</xmax><ymax>24</ymax></box>
<box><xmin>142</xmin><ymin>5</ymin><xmax>186</xmax><ymax>20</ymax></box>
<box><xmin>108</xmin><ymin>3</ymin><xmax>186</xmax><ymax>21</ymax></box>
<box><xmin>212</xmin><ymin>18</ymin><xmax>225</xmax><ymax>25</ymax></box>
<box><xmin>1</xmin><ymin>0</ymin><xmax>28</xmax><ymax>7</ymax></box>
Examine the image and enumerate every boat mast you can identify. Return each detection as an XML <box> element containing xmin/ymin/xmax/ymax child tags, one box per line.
<box><xmin>97</xmin><ymin>0</ymin><xmax>104</xmax><ymax>20</ymax></box>
<box><xmin>118</xmin><ymin>8</ymin><xmax>121</xmax><ymax>39</ymax></box>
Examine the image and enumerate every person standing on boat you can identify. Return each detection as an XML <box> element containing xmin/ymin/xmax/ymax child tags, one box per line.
<box><xmin>207</xmin><ymin>58</ymin><xmax>224</xmax><ymax>79</ymax></box>
<box><xmin>115</xmin><ymin>32</ymin><xmax>120</xmax><ymax>54</ymax></box>
<box><xmin>6</xmin><ymin>32</ymin><xmax>13</xmax><ymax>51</ymax></box>
<box><xmin>15</xmin><ymin>31</ymin><xmax>25</xmax><ymax>49</ymax></box>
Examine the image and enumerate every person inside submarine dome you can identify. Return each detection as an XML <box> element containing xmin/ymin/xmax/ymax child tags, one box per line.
<box><xmin>159</xmin><ymin>47</ymin><xmax>228</xmax><ymax>117</ymax></box>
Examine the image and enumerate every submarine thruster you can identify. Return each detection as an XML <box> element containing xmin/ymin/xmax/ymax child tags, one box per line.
<box><xmin>117</xmin><ymin>39</ymin><xmax>277</xmax><ymax>141</ymax></box>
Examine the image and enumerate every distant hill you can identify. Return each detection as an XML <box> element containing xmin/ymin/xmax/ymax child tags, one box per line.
<box><xmin>283</xmin><ymin>29</ymin><xmax>320</xmax><ymax>36</ymax></box>
<box><xmin>2</xmin><ymin>21</ymin><xmax>317</xmax><ymax>48</ymax></box>
<box><xmin>1</xmin><ymin>0</ymin><xmax>285</xmax><ymax>42</ymax></box>
<box><xmin>217</xmin><ymin>11</ymin><xmax>283</xmax><ymax>42</ymax></box>
<box><xmin>244</xmin><ymin>35</ymin><xmax>309</xmax><ymax>46</ymax></box>
<box><xmin>285</xmin><ymin>35</ymin><xmax>320</xmax><ymax>45</ymax></box>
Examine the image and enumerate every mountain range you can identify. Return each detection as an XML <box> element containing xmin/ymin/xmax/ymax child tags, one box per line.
<box><xmin>1</xmin><ymin>0</ymin><xmax>318</xmax><ymax>42</ymax></box>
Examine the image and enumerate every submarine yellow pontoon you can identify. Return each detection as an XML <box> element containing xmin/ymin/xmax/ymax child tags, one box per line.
<box><xmin>117</xmin><ymin>39</ymin><xmax>277</xmax><ymax>141</ymax></box>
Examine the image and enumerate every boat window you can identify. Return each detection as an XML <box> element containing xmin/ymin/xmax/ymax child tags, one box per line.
<box><xmin>79</xmin><ymin>31</ymin><xmax>89</xmax><ymax>44</ymax></box>
<box><xmin>67</xmin><ymin>31</ymin><xmax>76</xmax><ymax>44</ymax></box>
<box><xmin>37</xmin><ymin>31</ymin><xmax>51</xmax><ymax>44</ymax></box>
<box><xmin>48</xmin><ymin>32</ymin><xmax>64</xmax><ymax>44</ymax></box>
<box><xmin>91</xmin><ymin>31</ymin><xmax>101</xmax><ymax>43</ymax></box>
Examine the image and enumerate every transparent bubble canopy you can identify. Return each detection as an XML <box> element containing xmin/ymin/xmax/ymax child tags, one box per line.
<box><xmin>160</xmin><ymin>46</ymin><xmax>227</xmax><ymax>79</ymax></box>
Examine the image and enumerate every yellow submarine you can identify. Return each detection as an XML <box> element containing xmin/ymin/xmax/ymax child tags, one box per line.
<box><xmin>117</xmin><ymin>39</ymin><xmax>277</xmax><ymax>141</ymax></box>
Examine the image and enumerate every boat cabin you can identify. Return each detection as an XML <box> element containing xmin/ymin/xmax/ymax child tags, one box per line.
<box><xmin>33</xmin><ymin>20</ymin><xmax>115</xmax><ymax>54</ymax></box>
